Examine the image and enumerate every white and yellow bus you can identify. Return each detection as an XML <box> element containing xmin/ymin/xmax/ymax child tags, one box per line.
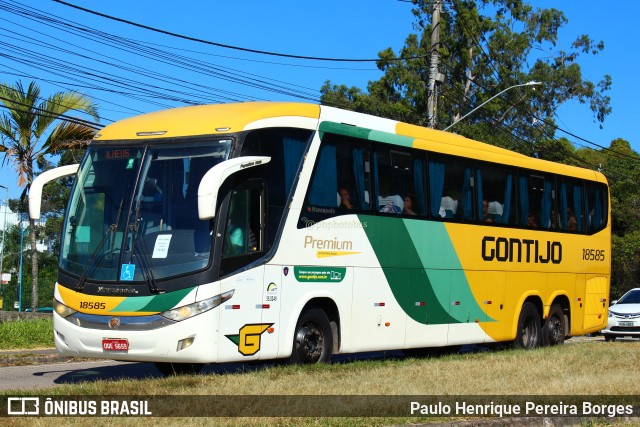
<box><xmin>29</xmin><ymin>102</ymin><xmax>610</xmax><ymax>374</ymax></box>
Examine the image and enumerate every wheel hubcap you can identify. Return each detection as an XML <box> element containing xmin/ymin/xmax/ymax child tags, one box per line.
<box><xmin>296</xmin><ymin>322</ymin><xmax>324</xmax><ymax>362</ymax></box>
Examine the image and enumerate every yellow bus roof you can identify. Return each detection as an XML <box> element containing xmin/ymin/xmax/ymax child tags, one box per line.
<box><xmin>94</xmin><ymin>102</ymin><xmax>320</xmax><ymax>140</ymax></box>
<box><xmin>94</xmin><ymin>101</ymin><xmax>606</xmax><ymax>184</ymax></box>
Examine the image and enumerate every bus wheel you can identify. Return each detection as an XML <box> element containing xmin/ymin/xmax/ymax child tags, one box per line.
<box><xmin>514</xmin><ymin>302</ymin><xmax>541</xmax><ymax>349</ymax></box>
<box><xmin>290</xmin><ymin>308</ymin><xmax>333</xmax><ymax>364</ymax></box>
<box><xmin>604</xmin><ymin>335</ymin><xmax>616</xmax><ymax>342</ymax></box>
<box><xmin>542</xmin><ymin>304</ymin><xmax>565</xmax><ymax>346</ymax></box>
<box><xmin>155</xmin><ymin>362</ymin><xmax>204</xmax><ymax>376</ymax></box>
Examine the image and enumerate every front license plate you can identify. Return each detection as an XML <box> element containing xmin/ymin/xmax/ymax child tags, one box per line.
<box><xmin>619</xmin><ymin>321</ymin><xmax>635</xmax><ymax>327</ymax></box>
<box><xmin>102</xmin><ymin>338</ymin><xmax>129</xmax><ymax>351</ymax></box>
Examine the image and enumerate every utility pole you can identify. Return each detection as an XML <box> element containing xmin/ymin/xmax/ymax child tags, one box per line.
<box><xmin>427</xmin><ymin>0</ymin><xmax>444</xmax><ymax>128</ymax></box>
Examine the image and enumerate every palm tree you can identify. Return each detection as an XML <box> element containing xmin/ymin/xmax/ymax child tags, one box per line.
<box><xmin>0</xmin><ymin>80</ymin><xmax>99</xmax><ymax>311</ymax></box>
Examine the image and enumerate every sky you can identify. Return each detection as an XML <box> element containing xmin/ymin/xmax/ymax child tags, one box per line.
<box><xmin>0</xmin><ymin>0</ymin><xmax>636</xmax><ymax>201</ymax></box>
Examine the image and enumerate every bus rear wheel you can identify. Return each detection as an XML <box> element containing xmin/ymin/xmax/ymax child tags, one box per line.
<box><xmin>542</xmin><ymin>304</ymin><xmax>565</xmax><ymax>346</ymax></box>
<box><xmin>290</xmin><ymin>308</ymin><xmax>333</xmax><ymax>364</ymax></box>
<box><xmin>155</xmin><ymin>362</ymin><xmax>204</xmax><ymax>376</ymax></box>
<box><xmin>514</xmin><ymin>302</ymin><xmax>541</xmax><ymax>349</ymax></box>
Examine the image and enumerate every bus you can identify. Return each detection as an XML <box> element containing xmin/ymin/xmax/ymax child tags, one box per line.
<box><xmin>29</xmin><ymin>102</ymin><xmax>610</xmax><ymax>374</ymax></box>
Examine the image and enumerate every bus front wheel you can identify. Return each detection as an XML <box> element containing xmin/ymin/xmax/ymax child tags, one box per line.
<box><xmin>514</xmin><ymin>302</ymin><xmax>541</xmax><ymax>349</ymax></box>
<box><xmin>542</xmin><ymin>304</ymin><xmax>565</xmax><ymax>346</ymax></box>
<box><xmin>290</xmin><ymin>308</ymin><xmax>333</xmax><ymax>364</ymax></box>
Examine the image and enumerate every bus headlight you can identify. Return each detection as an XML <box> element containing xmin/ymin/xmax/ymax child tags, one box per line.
<box><xmin>161</xmin><ymin>290</ymin><xmax>234</xmax><ymax>322</ymax></box>
<box><xmin>53</xmin><ymin>299</ymin><xmax>77</xmax><ymax>318</ymax></box>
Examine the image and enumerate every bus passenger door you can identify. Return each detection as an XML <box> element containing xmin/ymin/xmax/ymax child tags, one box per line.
<box><xmin>216</xmin><ymin>182</ymin><xmax>268</xmax><ymax>363</ymax></box>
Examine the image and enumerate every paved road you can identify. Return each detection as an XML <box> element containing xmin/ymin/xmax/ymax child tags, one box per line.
<box><xmin>0</xmin><ymin>335</ymin><xmax>612</xmax><ymax>392</ymax></box>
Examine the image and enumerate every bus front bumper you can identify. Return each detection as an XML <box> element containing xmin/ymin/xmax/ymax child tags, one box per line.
<box><xmin>52</xmin><ymin>309</ymin><xmax>219</xmax><ymax>363</ymax></box>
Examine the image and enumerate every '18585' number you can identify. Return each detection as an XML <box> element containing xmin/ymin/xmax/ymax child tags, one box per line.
<box><xmin>582</xmin><ymin>249</ymin><xmax>605</xmax><ymax>261</ymax></box>
<box><xmin>80</xmin><ymin>301</ymin><xmax>106</xmax><ymax>310</ymax></box>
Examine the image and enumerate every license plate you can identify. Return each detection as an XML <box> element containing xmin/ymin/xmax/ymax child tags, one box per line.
<box><xmin>102</xmin><ymin>338</ymin><xmax>129</xmax><ymax>351</ymax></box>
<box><xmin>619</xmin><ymin>321</ymin><xmax>635</xmax><ymax>327</ymax></box>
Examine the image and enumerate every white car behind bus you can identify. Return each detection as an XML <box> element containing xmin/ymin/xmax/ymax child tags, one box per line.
<box><xmin>602</xmin><ymin>288</ymin><xmax>640</xmax><ymax>342</ymax></box>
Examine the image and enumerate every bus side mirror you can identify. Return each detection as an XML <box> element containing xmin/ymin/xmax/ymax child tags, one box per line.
<box><xmin>29</xmin><ymin>164</ymin><xmax>80</xmax><ymax>220</ymax></box>
<box><xmin>197</xmin><ymin>156</ymin><xmax>270</xmax><ymax>220</ymax></box>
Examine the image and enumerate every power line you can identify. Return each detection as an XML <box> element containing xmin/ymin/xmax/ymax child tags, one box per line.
<box><xmin>54</xmin><ymin>0</ymin><xmax>428</xmax><ymax>63</ymax></box>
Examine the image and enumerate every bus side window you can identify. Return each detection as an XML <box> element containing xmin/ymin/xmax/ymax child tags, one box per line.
<box><xmin>428</xmin><ymin>154</ymin><xmax>470</xmax><ymax>221</ymax></box>
<box><xmin>475</xmin><ymin>162</ymin><xmax>515</xmax><ymax>225</ymax></box>
<box><xmin>301</xmin><ymin>134</ymin><xmax>371</xmax><ymax>227</ymax></box>
<box><xmin>557</xmin><ymin>177</ymin><xmax>583</xmax><ymax>232</ymax></box>
<box><xmin>586</xmin><ymin>182</ymin><xmax>608</xmax><ymax>233</ymax></box>
<box><xmin>519</xmin><ymin>172</ymin><xmax>554</xmax><ymax>229</ymax></box>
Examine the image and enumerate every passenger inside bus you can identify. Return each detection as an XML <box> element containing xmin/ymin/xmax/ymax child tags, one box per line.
<box><xmin>403</xmin><ymin>194</ymin><xmax>417</xmax><ymax>215</ymax></box>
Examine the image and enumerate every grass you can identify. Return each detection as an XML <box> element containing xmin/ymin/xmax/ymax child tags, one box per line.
<box><xmin>0</xmin><ymin>317</ymin><xmax>53</xmax><ymax>349</ymax></box>
<box><xmin>3</xmin><ymin>340</ymin><xmax>640</xmax><ymax>426</ymax></box>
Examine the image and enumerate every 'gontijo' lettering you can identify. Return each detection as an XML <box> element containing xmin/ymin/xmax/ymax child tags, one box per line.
<box><xmin>482</xmin><ymin>236</ymin><xmax>562</xmax><ymax>264</ymax></box>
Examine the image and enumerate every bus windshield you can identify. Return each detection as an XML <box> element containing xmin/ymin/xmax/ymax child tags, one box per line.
<box><xmin>60</xmin><ymin>138</ymin><xmax>232</xmax><ymax>284</ymax></box>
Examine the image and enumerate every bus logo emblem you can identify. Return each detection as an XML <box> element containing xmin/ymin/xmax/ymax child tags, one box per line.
<box><xmin>226</xmin><ymin>323</ymin><xmax>273</xmax><ymax>356</ymax></box>
<box><xmin>108</xmin><ymin>317</ymin><xmax>121</xmax><ymax>329</ymax></box>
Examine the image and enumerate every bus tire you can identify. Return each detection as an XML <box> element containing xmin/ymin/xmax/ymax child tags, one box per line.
<box><xmin>155</xmin><ymin>362</ymin><xmax>204</xmax><ymax>376</ymax></box>
<box><xmin>514</xmin><ymin>302</ymin><xmax>541</xmax><ymax>349</ymax></box>
<box><xmin>290</xmin><ymin>308</ymin><xmax>333</xmax><ymax>364</ymax></box>
<box><xmin>604</xmin><ymin>335</ymin><xmax>616</xmax><ymax>342</ymax></box>
<box><xmin>542</xmin><ymin>304</ymin><xmax>565</xmax><ymax>346</ymax></box>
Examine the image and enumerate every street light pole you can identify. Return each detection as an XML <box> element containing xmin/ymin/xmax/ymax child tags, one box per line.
<box><xmin>0</xmin><ymin>185</ymin><xmax>6</xmax><ymax>311</ymax></box>
<box><xmin>443</xmin><ymin>81</ymin><xmax>542</xmax><ymax>131</ymax></box>
<box><xmin>18</xmin><ymin>221</ymin><xmax>25</xmax><ymax>312</ymax></box>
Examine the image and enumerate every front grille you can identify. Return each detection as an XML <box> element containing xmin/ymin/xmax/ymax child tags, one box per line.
<box><xmin>61</xmin><ymin>312</ymin><xmax>175</xmax><ymax>330</ymax></box>
<box><xmin>611</xmin><ymin>312</ymin><xmax>640</xmax><ymax>319</ymax></box>
<box><xmin>610</xmin><ymin>326</ymin><xmax>640</xmax><ymax>333</ymax></box>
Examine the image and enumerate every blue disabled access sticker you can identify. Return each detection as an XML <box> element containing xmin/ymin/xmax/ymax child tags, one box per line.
<box><xmin>120</xmin><ymin>264</ymin><xmax>135</xmax><ymax>281</ymax></box>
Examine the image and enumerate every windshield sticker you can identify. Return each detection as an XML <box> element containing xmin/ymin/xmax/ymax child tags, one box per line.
<box><xmin>294</xmin><ymin>267</ymin><xmax>346</xmax><ymax>283</ymax></box>
<box><xmin>151</xmin><ymin>234</ymin><xmax>172</xmax><ymax>258</ymax></box>
<box><xmin>120</xmin><ymin>264</ymin><xmax>135</xmax><ymax>281</ymax></box>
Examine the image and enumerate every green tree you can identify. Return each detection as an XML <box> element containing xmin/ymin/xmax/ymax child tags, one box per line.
<box><xmin>0</xmin><ymin>80</ymin><xmax>98</xmax><ymax>310</ymax></box>
<box><xmin>320</xmin><ymin>0</ymin><xmax>611</xmax><ymax>158</ymax></box>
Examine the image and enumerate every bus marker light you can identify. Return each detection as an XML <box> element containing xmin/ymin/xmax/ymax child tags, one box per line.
<box><xmin>453</xmin><ymin>301</ymin><xmax>460</xmax><ymax>306</ymax></box>
<box><xmin>232</xmin><ymin>305</ymin><xmax>240</xmax><ymax>310</ymax></box>
<box><xmin>267</xmin><ymin>327</ymin><xmax>275</xmax><ymax>333</ymax></box>
<box><xmin>385</xmin><ymin>322</ymin><xmax>391</xmax><ymax>327</ymax></box>
<box><xmin>136</xmin><ymin>131</ymin><xmax>167</xmax><ymax>136</ymax></box>
<box><xmin>415</xmin><ymin>302</ymin><xmax>425</xmax><ymax>306</ymax></box>
<box><xmin>484</xmin><ymin>300</ymin><xmax>492</xmax><ymax>304</ymax></box>
<box><xmin>256</xmin><ymin>304</ymin><xmax>270</xmax><ymax>309</ymax></box>
<box><xmin>374</xmin><ymin>302</ymin><xmax>385</xmax><ymax>307</ymax></box>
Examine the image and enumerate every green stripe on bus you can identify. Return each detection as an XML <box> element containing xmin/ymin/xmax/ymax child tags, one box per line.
<box><xmin>111</xmin><ymin>286</ymin><xmax>196</xmax><ymax>313</ymax></box>
<box><xmin>318</xmin><ymin>122</ymin><xmax>416</xmax><ymax>148</ymax></box>
<box><xmin>360</xmin><ymin>215</ymin><xmax>455</xmax><ymax>324</ymax></box>
<box><xmin>319</xmin><ymin>122</ymin><xmax>372</xmax><ymax>140</ymax></box>
<box><xmin>361</xmin><ymin>216</ymin><xmax>491</xmax><ymax>324</ymax></box>
<box><xmin>368</xmin><ymin>130</ymin><xmax>414</xmax><ymax>147</ymax></box>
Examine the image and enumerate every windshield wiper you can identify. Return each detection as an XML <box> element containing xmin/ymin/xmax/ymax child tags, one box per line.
<box><xmin>128</xmin><ymin>200</ymin><xmax>164</xmax><ymax>294</ymax></box>
<box><xmin>76</xmin><ymin>198</ymin><xmax>124</xmax><ymax>291</ymax></box>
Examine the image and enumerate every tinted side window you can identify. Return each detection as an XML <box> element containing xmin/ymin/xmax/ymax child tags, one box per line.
<box><xmin>428</xmin><ymin>153</ymin><xmax>474</xmax><ymax>220</ymax></box>
<box><xmin>557</xmin><ymin>177</ymin><xmax>583</xmax><ymax>232</ymax></box>
<box><xmin>301</xmin><ymin>133</ymin><xmax>371</xmax><ymax>226</ymax></box>
<box><xmin>518</xmin><ymin>172</ymin><xmax>555</xmax><ymax>229</ymax></box>
<box><xmin>374</xmin><ymin>147</ymin><xmax>425</xmax><ymax>216</ymax></box>
<box><xmin>476</xmin><ymin>162</ymin><xmax>516</xmax><ymax>226</ymax></box>
<box><xmin>586</xmin><ymin>182</ymin><xmax>608</xmax><ymax>233</ymax></box>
